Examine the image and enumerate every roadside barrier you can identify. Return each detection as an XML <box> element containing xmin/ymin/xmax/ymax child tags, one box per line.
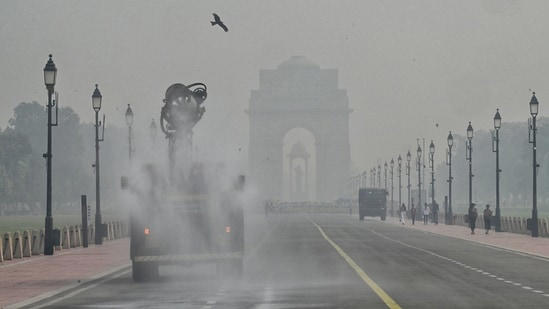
<box><xmin>12</xmin><ymin>231</ymin><xmax>23</xmax><ymax>259</ymax></box>
<box><xmin>0</xmin><ymin>221</ymin><xmax>127</xmax><ymax>263</ymax></box>
<box><xmin>61</xmin><ymin>226</ymin><xmax>70</xmax><ymax>249</ymax></box>
<box><xmin>89</xmin><ymin>225</ymin><xmax>95</xmax><ymax>243</ymax></box>
<box><xmin>31</xmin><ymin>230</ymin><xmax>42</xmax><ymax>255</ymax></box>
<box><xmin>3</xmin><ymin>233</ymin><xmax>13</xmax><ymax>260</ymax></box>
<box><xmin>75</xmin><ymin>225</ymin><xmax>82</xmax><ymax>247</ymax></box>
<box><xmin>22</xmin><ymin>230</ymin><xmax>32</xmax><ymax>257</ymax></box>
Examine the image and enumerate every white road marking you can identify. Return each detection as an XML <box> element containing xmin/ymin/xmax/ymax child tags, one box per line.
<box><xmin>367</xmin><ymin>227</ymin><xmax>548</xmax><ymax>299</ymax></box>
<box><xmin>206</xmin><ymin>300</ymin><xmax>217</xmax><ymax>305</ymax></box>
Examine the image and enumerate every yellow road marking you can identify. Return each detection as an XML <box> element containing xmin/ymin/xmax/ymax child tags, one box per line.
<box><xmin>312</xmin><ymin>221</ymin><xmax>402</xmax><ymax>309</ymax></box>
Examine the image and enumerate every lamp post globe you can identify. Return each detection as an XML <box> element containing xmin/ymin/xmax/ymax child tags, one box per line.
<box><xmin>467</xmin><ymin>121</ymin><xmax>473</xmax><ymax>141</ymax></box>
<box><xmin>494</xmin><ymin>109</ymin><xmax>501</xmax><ymax>130</ymax></box>
<box><xmin>447</xmin><ymin>131</ymin><xmax>453</xmax><ymax>147</ymax></box>
<box><xmin>530</xmin><ymin>92</ymin><xmax>539</xmax><ymax>117</ymax></box>
<box><xmin>429</xmin><ymin>140</ymin><xmax>435</xmax><ymax>156</ymax></box>
<box><xmin>43</xmin><ymin>54</ymin><xmax>57</xmax><ymax>88</ymax></box>
<box><xmin>407</xmin><ymin>151</ymin><xmax>411</xmax><ymax>163</ymax></box>
<box><xmin>92</xmin><ymin>84</ymin><xmax>102</xmax><ymax>112</ymax></box>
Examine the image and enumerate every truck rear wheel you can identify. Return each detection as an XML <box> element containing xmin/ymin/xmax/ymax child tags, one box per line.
<box><xmin>132</xmin><ymin>261</ymin><xmax>159</xmax><ymax>282</ymax></box>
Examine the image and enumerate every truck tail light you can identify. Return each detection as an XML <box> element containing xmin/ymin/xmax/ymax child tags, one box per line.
<box><xmin>225</xmin><ymin>226</ymin><xmax>231</xmax><ymax>233</ymax></box>
<box><xmin>144</xmin><ymin>227</ymin><xmax>150</xmax><ymax>235</ymax></box>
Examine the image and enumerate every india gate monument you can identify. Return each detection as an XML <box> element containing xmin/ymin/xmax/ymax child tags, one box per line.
<box><xmin>248</xmin><ymin>56</ymin><xmax>351</xmax><ymax>201</ymax></box>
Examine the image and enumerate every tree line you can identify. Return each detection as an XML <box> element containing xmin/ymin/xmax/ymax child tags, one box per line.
<box><xmin>434</xmin><ymin>118</ymin><xmax>549</xmax><ymax>212</ymax></box>
<box><xmin>0</xmin><ymin>102</ymin><xmax>127</xmax><ymax>215</ymax></box>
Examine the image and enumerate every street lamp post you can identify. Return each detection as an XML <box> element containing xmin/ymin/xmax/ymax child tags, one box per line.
<box><xmin>492</xmin><ymin>109</ymin><xmax>502</xmax><ymax>232</ymax></box>
<box><xmin>372</xmin><ymin>168</ymin><xmax>376</xmax><ymax>187</ymax></box>
<box><xmin>466</xmin><ymin>122</ymin><xmax>474</xmax><ymax>217</ymax></box>
<box><xmin>406</xmin><ymin>151</ymin><xmax>411</xmax><ymax>211</ymax></box>
<box><xmin>390</xmin><ymin>159</ymin><xmax>394</xmax><ymax>217</ymax></box>
<box><xmin>384</xmin><ymin>162</ymin><xmax>389</xmax><ymax>215</ymax></box>
<box><xmin>397</xmin><ymin>155</ymin><xmax>402</xmax><ymax>212</ymax></box>
<box><xmin>416</xmin><ymin>145</ymin><xmax>422</xmax><ymax>213</ymax></box>
<box><xmin>378</xmin><ymin>164</ymin><xmax>381</xmax><ymax>189</ymax></box>
<box><xmin>92</xmin><ymin>84</ymin><xmax>105</xmax><ymax>245</ymax></box>
<box><xmin>429</xmin><ymin>141</ymin><xmax>435</xmax><ymax>207</ymax></box>
<box><xmin>125</xmin><ymin>104</ymin><xmax>134</xmax><ymax>160</ymax></box>
<box><xmin>528</xmin><ymin>93</ymin><xmax>539</xmax><ymax>237</ymax></box>
<box><xmin>446</xmin><ymin>131</ymin><xmax>453</xmax><ymax>224</ymax></box>
<box><xmin>43</xmin><ymin>54</ymin><xmax>57</xmax><ymax>255</ymax></box>
<box><xmin>361</xmin><ymin>171</ymin><xmax>367</xmax><ymax>188</ymax></box>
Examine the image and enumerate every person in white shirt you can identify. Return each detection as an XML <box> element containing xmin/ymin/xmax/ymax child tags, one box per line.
<box><xmin>423</xmin><ymin>203</ymin><xmax>430</xmax><ymax>225</ymax></box>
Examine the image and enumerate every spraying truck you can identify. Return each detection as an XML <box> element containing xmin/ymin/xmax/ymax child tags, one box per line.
<box><xmin>122</xmin><ymin>83</ymin><xmax>244</xmax><ymax>282</ymax></box>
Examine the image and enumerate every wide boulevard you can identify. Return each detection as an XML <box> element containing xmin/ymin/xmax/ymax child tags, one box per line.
<box><xmin>34</xmin><ymin>214</ymin><xmax>549</xmax><ymax>309</ymax></box>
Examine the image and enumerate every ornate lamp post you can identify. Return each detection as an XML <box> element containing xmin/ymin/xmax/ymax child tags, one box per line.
<box><xmin>125</xmin><ymin>104</ymin><xmax>134</xmax><ymax>160</ymax></box>
<box><xmin>390</xmin><ymin>159</ymin><xmax>394</xmax><ymax>217</ymax></box>
<box><xmin>429</xmin><ymin>140</ymin><xmax>435</xmax><ymax>207</ymax></box>
<box><xmin>43</xmin><ymin>54</ymin><xmax>58</xmax><ymax>255</ymax></box>
<box><xmin>406</xmin><ymin>151</ymin><xmax>411</xmax><ymax>211</ymax></box>
<box><xmin>528</xmin><ymin>93</ymin><xmax>539</xmax><ymax>237</ymax></box>
<box><xmin>397</xmin><ymin>155</ymin><xmax>402</xmax><ymax>212</ymax></box>
<box><xmin>416</xmin><ymin>145</ymin><xmax>422</xmax><ymax>212</ymax></box>
<box><xmin>446</xmin><ymin>131</ymin><xmax>454</xmax><ymax>224</ymax></box>
<box><xmin>92</xmin><ymin>84</ymin><xmax>105</xmax><ymax>245</ymax></box>
<box><xmin>466</xmin><ymin>122</ymin><xmax>474</xmax><ymax>216</ymax></box>
<box><xmin>378</xmin><ymin>164</ymin><xmax>382</xmax><ymax>189</ymax></box>
<box><xmin>492</xmin><ymin>109</ymin><xmax>502</xmax><ymax>232</ymax></box>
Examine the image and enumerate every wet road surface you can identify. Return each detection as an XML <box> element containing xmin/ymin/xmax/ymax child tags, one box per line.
<box><xmin>34</xmin><ymin>214</ymin><xmax>549</xmax><ymax>308</ymax></box>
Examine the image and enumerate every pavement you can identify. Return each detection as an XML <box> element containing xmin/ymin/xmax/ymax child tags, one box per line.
<box><xmin>18</xmin><ymin>213</ymin><xmax>549</xmax><ymax>309</ymax></box>
<box><xmin>0</xmin><ymin>239</ymin><xmax>129</xmax><ymax>308</ymax></box>
<box><xmin>386</xmin><ymin>215</ymin><xmax>549</xmax><ymax>258</ymax></box>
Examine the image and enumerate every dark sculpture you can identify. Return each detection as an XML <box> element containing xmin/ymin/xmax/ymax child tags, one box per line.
<box><xmin>160</xmin><ymin>83</ymin><xmax>207</xmax><ymax>183</ymax></box>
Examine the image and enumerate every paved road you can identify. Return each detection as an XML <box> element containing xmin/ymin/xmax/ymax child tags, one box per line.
<box><xmin>33</xmin><ymin>214</ymin><xmax>549</xmax><ymax>308</ymax></box>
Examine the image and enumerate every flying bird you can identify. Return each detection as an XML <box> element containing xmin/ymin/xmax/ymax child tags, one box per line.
<box><xmin>211</xmin><ymin>13</ymin><xmax>228</xmax><ymax>32</ymax></box>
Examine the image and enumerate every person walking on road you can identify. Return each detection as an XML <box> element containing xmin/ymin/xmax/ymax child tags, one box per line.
<box><xmin>400</xmin><ymin>203</ymin><xmax>407</xmax><ymax>224</ymax></box>
<box><xmin>484</xmin><ymin>204</ymin><xmax>493</xmax><ymax>234</ymax></box>
<box><xmin>411</xmin><ymin>203</ymin><xmax>416</xmax><ymax>225</ymax></box>
<box><xmin>423</xmin><ymin>203</ymin><xmax>430</xmax><ymax>225</ymax></box>
<box><xmin>432</xmin><ymin>201</ymin><xmax>439</xmax><ymax>225</ymax></box>
<box><xmin>469</xmin><ymin>205</ymin><xmax>478</xmax><ymax>234</ymax></box>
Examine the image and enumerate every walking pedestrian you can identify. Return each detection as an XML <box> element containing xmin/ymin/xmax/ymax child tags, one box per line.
<box><xmin>400</xmin><ymin>203</ymin><xmax>406</xmax><ymax>224</ymax></box>
<box><xmin>432</xmin><ymin>200</ymin><xmax>439</xmax><ymax>225</ymax></box>
<box><xmin>411</xmin><ymin>203</ymin><xmax>416</xmax><ymax>225</ymax></box>
<box><xmin>483</xmin><ymin>204</ymin><xmax>493</xmax><ymax>234</ymax></box>
<box><xmin>423</xmin><ymin>203</ymin><xmax>430</xmax><ymax>225</ymax></box>
<box><xmin>469</xmin><ymin>205</ymin><xmax>478</xmax><ymax>234</ymax></box>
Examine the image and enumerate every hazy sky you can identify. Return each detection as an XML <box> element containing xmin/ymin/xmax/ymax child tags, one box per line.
<box><xmin>1</xmin><ymin>0</ymin><xmax>548</xmax><ymax>172</ymax></box>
